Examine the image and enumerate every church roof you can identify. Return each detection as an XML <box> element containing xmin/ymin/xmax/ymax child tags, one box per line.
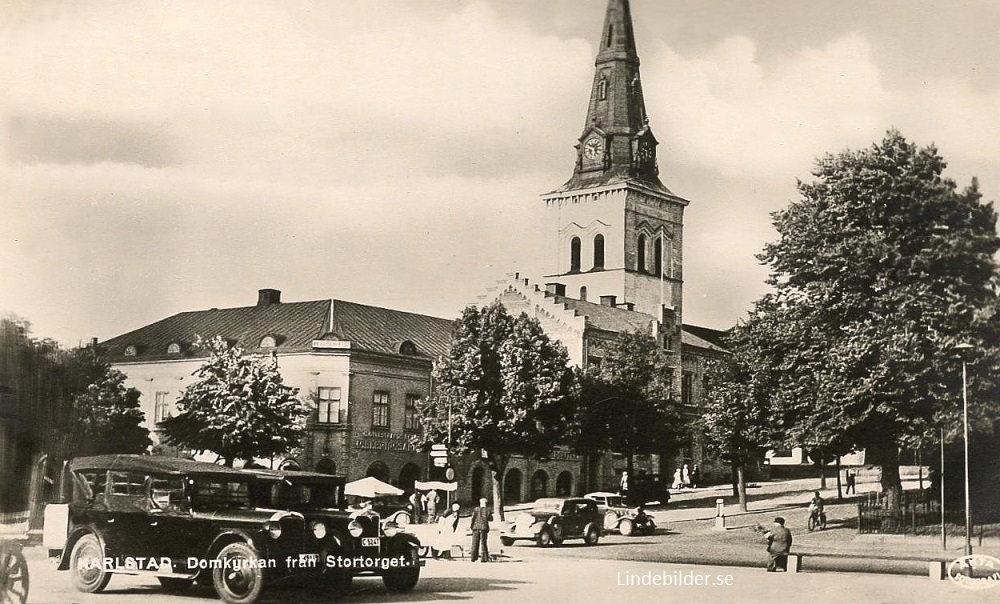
<box><xmin>547</xmin><ymin>293</ymin><xmax>657</xmax><ymax>333</ymax></box>
<box><xmin>101</xmin><ymin>293</ymin><xmax>454</xmax><ymax>363</ymax></box>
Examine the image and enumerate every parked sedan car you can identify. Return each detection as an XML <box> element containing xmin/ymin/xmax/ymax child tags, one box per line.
<box><xmin>245</xmin><ymin>469</ymin><xmax>422</xmax><ymax>593</ymax></box>
<box><xmin>501</xmin><ymin>498</ymin><xmax>602</xmax><ymax>547</ymax></box>
<box><xmin>43</xmin><ymin>455</ymin><xmax>324</xmax><ymax>604</ymax></box>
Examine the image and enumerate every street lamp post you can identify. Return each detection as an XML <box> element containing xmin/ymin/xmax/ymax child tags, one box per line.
<box><xmin>954</xmin><ymin>343</ymin><xmax>974</xmax><ymax>556</ymax></box>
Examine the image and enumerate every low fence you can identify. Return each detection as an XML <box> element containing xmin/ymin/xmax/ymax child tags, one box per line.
<box><xmin>857</xmin><ymin>490</ymin><xmax>939</xmax><ymax>534</ymax></box>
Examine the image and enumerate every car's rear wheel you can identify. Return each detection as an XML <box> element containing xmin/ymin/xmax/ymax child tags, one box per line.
<box><xmin>536</xmin><ymin>527</ymin><xmax>554</xmax><ymax>547</ymax></box>
<box><xmin>603</xmin><ymin>511</ymin><xmax>619</xmax><ymax>531</ymax></box>
<box><xmin>619</xmin><ymin>519</ymin><xmax>635</xmax><ymax>536</ymax></box>
<box><xmin>158</xmin><ymin>577</ymin><xmax>194</xmax><ymax>591</ymax></box>
<box><xmin>212</xmin><ymin>542</ymin><xmax>264</xmax><ymax>604</ymax></box>
<box><xmin>69</xmin><ymin>534</ymin><xmax>111</xmax><ymax>593</ymax></box>
<box><xmin>583</xmin><ymin>523</ymin><xmax>600</xmax><ymax>545</ymax></box>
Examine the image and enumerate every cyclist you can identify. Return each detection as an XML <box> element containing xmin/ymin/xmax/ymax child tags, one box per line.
<box><xmin>808</xmin><ymin>491</ymin><xmax>826</xmax><ymax>526</ymax></box>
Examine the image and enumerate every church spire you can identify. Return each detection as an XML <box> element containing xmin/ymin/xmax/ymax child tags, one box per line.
<box><xmin>555</xmin><ymin>0</ymin><xmax>668</xmax><ymax>194</ymax></box>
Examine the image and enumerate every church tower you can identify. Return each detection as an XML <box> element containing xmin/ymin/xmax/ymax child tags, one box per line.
<box><xmin>542</xmin><ymin>0</ymin><xmax>688</xmax><ymax>333</ymax></box>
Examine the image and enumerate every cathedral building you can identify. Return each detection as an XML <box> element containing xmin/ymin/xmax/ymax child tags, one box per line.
<box><xmin>98</xmin><ymin>0</ymin><xmax>730</xmax><ymax>502</ymax></box>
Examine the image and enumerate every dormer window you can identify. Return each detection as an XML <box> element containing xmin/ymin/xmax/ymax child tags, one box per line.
<box><xmin>398</xmin><ymin>340</ymin><xmax>417</xmax><ymax>356</ymax></box>
<box><xmin>166</xmin><ymin>342</ymin><xmax>181</xmax><ymax>354</ymax></box>
<box><xmin>124</xmin><ymin>345</ymin><xmax>137</xmax><ymax>357</ymax></box>
<box><xmin>260</xmin><ymin>335</ymin><xmax>277</xmax><ymax>349</ymax></box>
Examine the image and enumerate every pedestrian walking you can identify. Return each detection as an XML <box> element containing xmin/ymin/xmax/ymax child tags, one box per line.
<box><xmin>682</xmin><ymin>464</ymin><xmax>691</xmax><ymax>488</ymax></box>
<box><xmin>432</xmin><ymin>503</ymin><xmax>460</xmax><ymax>559</ymax></box>
<box><xmin>671</xmin><ymin>468</ymin><xmax>683</xmax><ymax>489</ymax></box>
<box><xmin>764</xmin><ymin>517</ymin><xmax>792</xmax><ymax>572</ymax></box>
<box><xmin>408</xmin><ymin>490</ymin><xmax>422</xmax><ymax>524</ymax></box>
<box><xmin>845</xmin><ymin>470</ymin><xmax>856</xmax><ymax>495</ymax></box>
<box><xmin>426</xmin><ymin>489</ymin><xmax>440</xmax><ymax>523</ymax></box>
<box><xmin>619</xmin><ymin>470</ymin><xmax>629</xmax><ymax>504</ymax></box>
<box><xmin>470</xmin><ymin>498</ymin><xmax>493</xmax><ymax>563</ymax></box>
<box><xmin>690</xmin><ymin>465</ymin><xmax>701</xmax><ymax>489</ymax></box>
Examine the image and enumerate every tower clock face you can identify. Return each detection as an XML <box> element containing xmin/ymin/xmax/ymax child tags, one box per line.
<box><xmin>583</xmin><ymin>137</ymin><xmax>604</xmax><ymax>161</ymax></box>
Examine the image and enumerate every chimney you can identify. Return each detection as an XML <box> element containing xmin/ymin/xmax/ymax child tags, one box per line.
<box><xmin>545</xmin><ymin>282</ymin><xmax>566</xmax><ymax>296</ymax></box>
<box><xmin>257</xmin><ymin>289</ymin><xmax>282</xmax><ymax>306</ymax></box>
<box><xmin>619</xmin><ymin>302</ymin><xmax>635</xmax><ymax>311</ymax></box>
<box><xmin>90</xmin><ymin>337</ymin><xmax>98</xmax><ymax>348</ymax></box>
<box><xmin>600</xmin><ymin>295</ymin><xmax>617</xmax><ymax>307</ymax></box>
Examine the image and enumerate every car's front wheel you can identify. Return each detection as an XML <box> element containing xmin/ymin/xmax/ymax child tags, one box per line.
<box><xmin>212</xmin><ymin>542</ymin><xmax>264</xmax><ymax>604</ymax></box>
<box><xmin>619</xmin><ymin>518</ymin><xmax>635</xmax><ymax>536</ymax></box>
<box><xmin>583</xmin><ymin>523</ymin><xmax>600</xmax><ymax>546</ymax></box>
<box><xmin>69</xmin><ymin>534</ymin><xmax>111</xmax><ymax>593</ymax></box>
<box><xmin>603</xmin><ymin>511</ymin><xmax>619</xmax><ymax>531</ymax></box>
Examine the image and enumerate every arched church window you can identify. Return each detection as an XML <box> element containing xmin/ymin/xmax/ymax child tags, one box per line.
<box><xmin>606</xmin><ymin>24</ymin><xmax>614</xmax><ymax>48</ymax></box>
<box><xmin>580</xmin><ymin>286</ymin><xmax>588</xmax><ymax>301</ymax></box>
<box><xmin>653</xmin><ymin>236</ymin><xmax>663</xmax><ymax>276</ymax></box>
<box><xmin>593</xmin><ymin>234</ymin><xmax>605</xmax><ymax>269</ymax></box>
<box><xmin>570</xmin><ymin>237</ymin><xmax>582</xmax><ymax>273</ymax></box>
<box><xmin>636</xmin><ymin>234</ymin><xmax>647</xmax><ymax>273</ymax></box>
<box><xmin>597</xmin><ymin>79</ymin><xmax>608</xmax><ymax>101</ymax></box>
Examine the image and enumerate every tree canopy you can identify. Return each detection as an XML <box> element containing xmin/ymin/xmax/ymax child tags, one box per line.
<box><xmin>572</xmin><ymin>330</ymin><xmax>684</xmax><ymax>476</ymax></box>
<box><xmin>416</xmin><ymin>302</ymin><xmax>574</xmax><ymax>516</ymax></box>
<box><xmin>753</xmin><ymin>130</ymin><xmax>1000</xmax><ymax>503</ymax></box>
<box><xmin>162</xmin><ymin>336</ymin><xmax>308</xmax><ymax>466</ymax></box>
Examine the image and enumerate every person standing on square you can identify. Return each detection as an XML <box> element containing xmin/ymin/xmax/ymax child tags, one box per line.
<box><xmin>470</xmin><ymin>498</ymin><xmax>492</xmax><ymax>563</ymax></box>
<box><xmin>764</xmin><ymin>517</ymin><xmax>792</xmax><ymax>572</ymax></box>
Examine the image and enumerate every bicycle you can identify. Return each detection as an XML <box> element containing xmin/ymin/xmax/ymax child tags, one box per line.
<box><xmin>0</xmin><ymin>538</ymin><xmax>29</xmax><ymax>604</ymax></box>
<box><xmin>807</xmin><ymin>508</ymin><xmax>827</xmax><ymax>532</ymax></box>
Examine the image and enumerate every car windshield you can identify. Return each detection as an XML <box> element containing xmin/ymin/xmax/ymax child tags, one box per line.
<box><xmin>189</xmin><ymin>478</ymin><xmax>252</xmax><ymax>510</ymax></box>
<box><xmin>531</xmin><ymin>500</ymin><xmax>564</xmax><ymax>514</ymax></box>
<box><xmin>605</xmin><ymin>497</ymin><xmax>624</xmax><ymax>507</ymax></box>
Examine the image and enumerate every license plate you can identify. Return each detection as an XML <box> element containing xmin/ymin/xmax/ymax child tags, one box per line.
<box><xmin>362</xmin><ymin>537</ymin><xmax>380</xmax><ymax>547</ymax></box>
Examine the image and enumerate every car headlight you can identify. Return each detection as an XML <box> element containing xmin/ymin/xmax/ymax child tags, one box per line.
<box><xmin>383</xmin><ymin>522</ymin><xmax>399</xmax><ymax>537</ymax></box>
<box><xmin>267</xmin><ymin>521</ymin><xmax>282</xmax><ymax>540</ymax></box>
<box><xmin>395</xmin><ymin>514</ymin><xmax>409</xmax><ymax>529</ymax></box>
<box><xmin>310</xmin><ymin>521</ymin><xmax>327</xmax><ymax>540</ymax></box>
<box><xmin>348</xmin><ymin>520</ymin><xmax>364</xmax><ymax>538</ymax></box>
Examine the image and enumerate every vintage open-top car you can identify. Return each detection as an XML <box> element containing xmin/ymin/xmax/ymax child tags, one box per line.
<box><xmin>584</xmin><ymin>491</ymin><xmax>658</xmax><ymax>536</ymax></box>
<box><xmin>501</xmin><ymin>498</ymin><xmax>602</xmax><ymax>547</ymax></box>
<box><xmin>244</xmin><ymin>469</ymin><xmax>422</xmax><ymax>592</ymax></box>
<box><xmin>43</xmin><ymin>455</ymin><xmax>326</xmax><ymax>604</ymax></box>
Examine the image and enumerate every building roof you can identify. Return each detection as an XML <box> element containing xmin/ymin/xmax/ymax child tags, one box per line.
<box><xmin>101</xmin><ymin>293</ymin><xmax>455</xmax><ymax>363</ymax></box>
<box><xmin>681</xmin><ymin>324</ymin><xmax>730</xmax><ymax>354</ymax></box>
<box><xmin>547</xmin><ymin>293</ymin><xmax>657</xmax><ymax>333</ymax></box>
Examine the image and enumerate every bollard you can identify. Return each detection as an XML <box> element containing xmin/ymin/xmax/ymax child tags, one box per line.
<box><xmin>788</xmin><ymin>554</ymin><xmax>801</xmax><ymax>573</ymax></box>
<box><xmin>928</xmin><ymin>561</ymin><xmax>944</xmax><ymax>580</ymax></box>
<box><xmin>713</xmin><ymin>498</ymin><xmax>726</xmax><ymax>530</ymax></box>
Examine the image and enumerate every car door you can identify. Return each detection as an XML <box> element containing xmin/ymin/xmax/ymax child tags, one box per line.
<box><xmin>103</xmin><ymin>471</ymin><xmax>156</xmax><ymax>562</ymax></box>
<box><xmin>561</xmin><ymin>502</ymin><xmax>582</xmax><ymax>537</ymax></box>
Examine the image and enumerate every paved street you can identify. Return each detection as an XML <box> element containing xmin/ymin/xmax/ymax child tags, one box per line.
<box><xmin>20</xmin><ymin>545</ymin><xmax>991</xmax><ymax>604</ymax></box>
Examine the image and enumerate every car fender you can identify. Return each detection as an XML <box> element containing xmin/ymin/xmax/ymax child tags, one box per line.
<box><xmin>206</xmin><ymin>529</ymin><xmax>264</xmax><ymax>561</ymax></box>
<box><xmin>384</xmin><ymin>533</ymin><xmax>420</xmax><ymax>556</ymax></box>
<box><xmin>57</xmin><ymin>526</ymin><xmax>107</xmax><ymax>570</ymax></box>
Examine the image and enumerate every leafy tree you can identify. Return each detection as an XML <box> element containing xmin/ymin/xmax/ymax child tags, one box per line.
<box><xmin>700</xmin><ymin>322</ymin><xmax>774</xmax><ymax>511</ymax></box>
<box><xmin>416</xmin><ymin>302</ymin><xmax>574</xmax><ymax>519</ymax></box>
<box><xmin>162</xmin><ymin>336</ymin><xmax>308</xmax><ymax>466</ymax></box>
<box><xmin>755</xmin><ymin>130</ymin><xmax>1000</xmax><ymax>510</ymax></box>
<box><xmin>61</xmin><ymin>349</ymin><xmax>151</xmax><ymax>456</ymax></box>
<box><xmin>572</xmin><ymin>330</ymin><xmax>684</xmax><ymax>480</ymax></box>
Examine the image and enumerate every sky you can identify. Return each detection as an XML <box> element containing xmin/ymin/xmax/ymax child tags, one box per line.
<box><xmin>2</xmin><ymin>0</ymin><xmax>998</xmax><ymax>346</ymax></box>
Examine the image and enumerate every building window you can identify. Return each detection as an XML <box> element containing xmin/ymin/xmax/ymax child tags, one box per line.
<box><xmin>167</xmin><ymin>342</ymin><xmax>181</xmax><ymax>354</ymax></box>
<box><xmin>404</xmin><ymin>394</ymin><xmax>421</xmax><ymax>431</ymax></box>
<box><xmin>682</xmin><ymin>372</ymin><xmax>693</xmax><ymax>406</ymax></box>
<box><xmin>124</xmin><ymin>345</ymin><xmax>137</xmax><ymax>357</ymax></box>
<box><xmin>593</xmin><ymin>234</ymin><xmax>605</xmax><ymax>269</ymax></box>
<box><xmin>636</xmin><ymin>234</ymin><xmax>646</xmax><ymax>273</ymax></box>
<box><xmin>606</xmin><ymin>24</ymin><xmax>614</xmax><ymax>48</ymax></box>
<box><xmin>579</xmin><ymin>286</ymin><xmax>587</xmax><ymax>301</ymax></box>
<box><xmin>653</xmin><ymin>236</ymin><xmax>663</xmax><ymax>276</ymax></box>
<box><xmin>372</xmin><ymin>391</ymin><xmax>390</xmax><ymax>429</ymax></box>
<box><xmin>154</xmin><ymin>392</ymin><xmax>173</xmax><ymax>424</ymax></box>
<box><xmin>317</xmin><ymin>387</ymin><xmax>346</xmax><ymax>424</ymax></box>
<box><xmin>665</xmin><ymin>368</ymin><xmax>674</xmax><ymax>398</ymax></box>
<box><xmin>260</xmin><ymin>335</ymin><xmax>277</xmax><ymax>348</ymax></box>
<box><xmin>587</xmin><ymin>356</ymin><xmax>602</xmax><ymax>369</ymax></box>
<box><xmin>570</xmin><ymin>237</ymin><xmax>582</xmax><ymax>273</ymax></box>
<box><xmin>597</xmin><ymin>79</ymin><xmax>608</xmax><ymax>100</ymax></box>
<box><xmin>703</xmin><ymin>375</ymin><xmax>710</xmax><ymax>397</ymax></box>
